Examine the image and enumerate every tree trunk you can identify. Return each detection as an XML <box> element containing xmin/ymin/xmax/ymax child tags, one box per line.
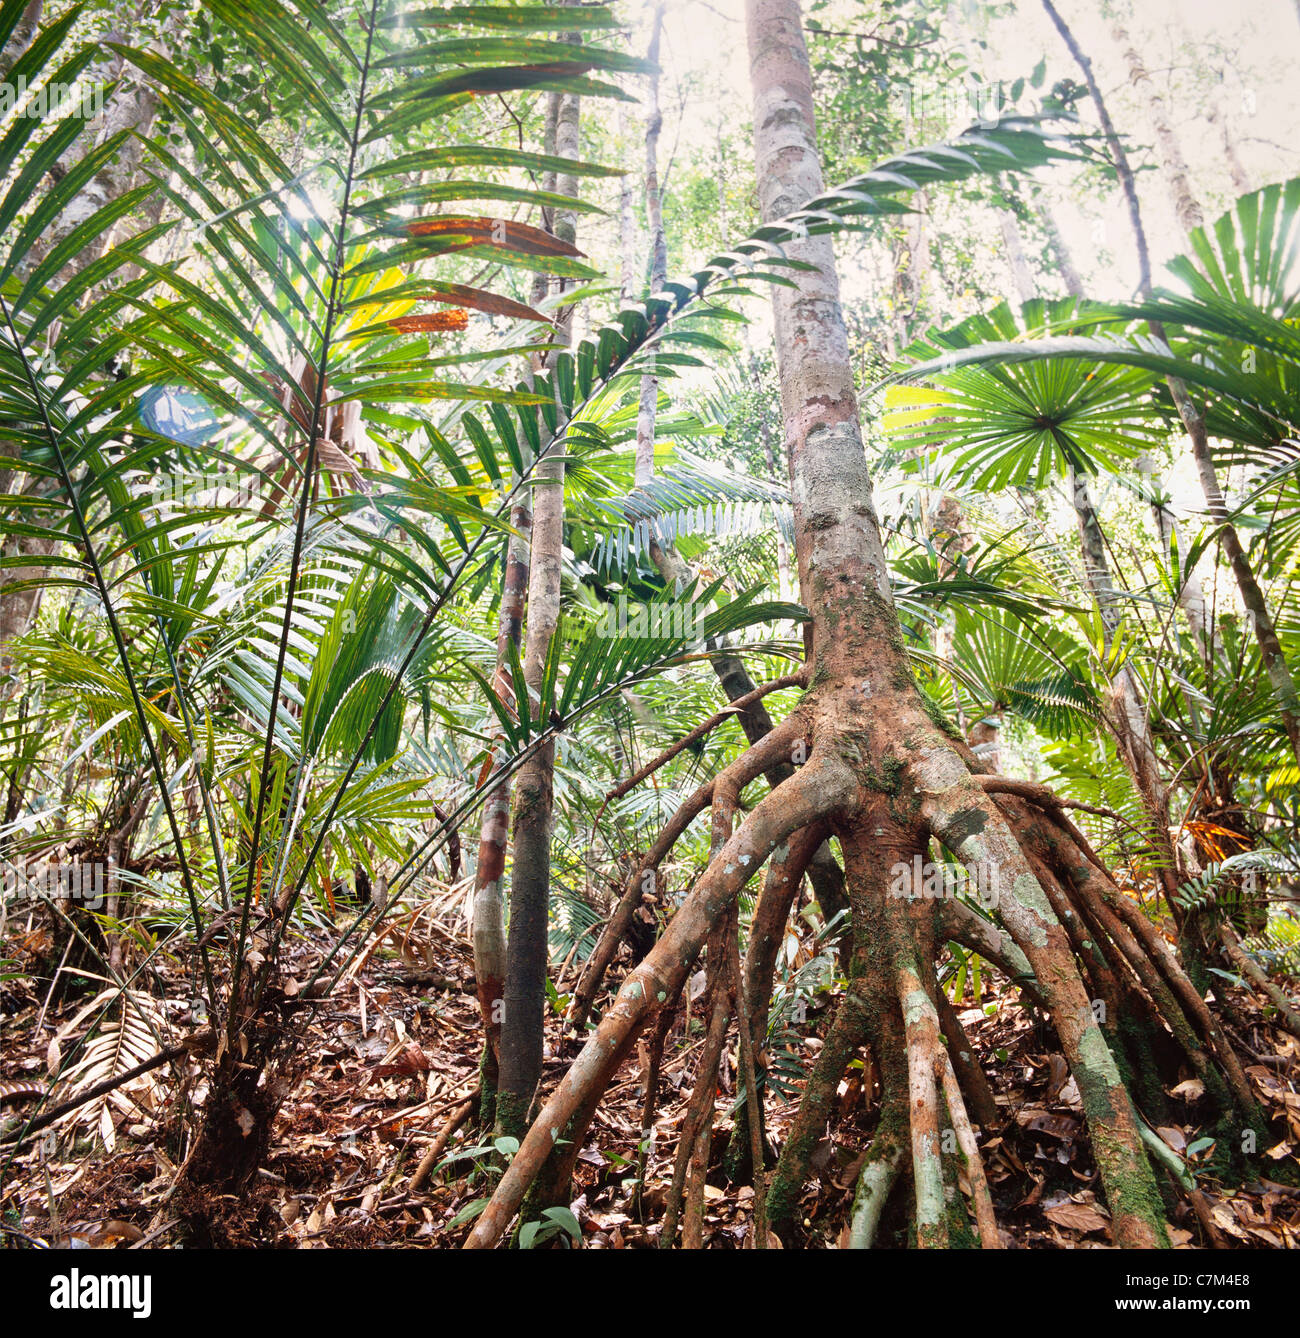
<box><xmin>1037</xmin><ymin>195</ymin><xmax>1085</xmax><ymax>297</ymax></box>
<box><xmin>634</xmin><ymin>3</ymin><xmax>667</xmax><ymax>488</ymax></box>
<box><xmin>755</xmin><ymin>392</ymin><xmax>793</xmax><ymax>596</ymax></box>
<box><xmin>891</xmin><ymin>196</ymin><xmax>930</xmax><ymax>349</ymax></box>
<box><xmin>998</xmin><ymin>209</ymin><xmax>1036</xmax><ymax>304</ymax></box>
<box><xmin>466</xmin><ymin>0</ymin><xmax>1207</xmax><ymax>1252</ymax></box>
<box><xmin>471</xmin><ymin>500</ymin><xmax>533</xmax><ymax>1114</ymax></box>
<box><xmin>1109</xmin><ymin>18</ymin><xmax>1203</xmax><ymax>235</ymax></box>
<box><xmin>496</xmin><ymin>87</ymin><xmax>582</xmax><ymax>1138</ymax></box>
<box><xmin>999</xmin><ymin>209</ymin><xmax>1174</xmax><ymax>879</ymax></box>
<box><xmin>470</xmin><ymin>85</ymin><xmax>565</xmax><ymax>1125</ymax></box>
<box><xmin>0</xmin><ymin>1</ymin><xmax>42</xmax><ymax>79</ymax></box>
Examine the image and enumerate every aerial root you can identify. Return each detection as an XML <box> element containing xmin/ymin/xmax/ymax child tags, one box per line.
<box><xmin>925</xmin><ymin>773</ymin><xmax>1168</xmax><ymax>1247</ymax></box>
<box><xmin>408</xmin><ymin>1091</ymin><xmax>478</xmax><ymax>1194</ymax></box>
<box><xmin>632</xmin><ymin>976</ymin><xmax>684</xmax><ymax>1211</ymax></box>
<box><xmin>463</xmin><ymin>719</ymin><xmax>1281</xmax><ymax>1250</ymax></box>
<box><xmin>729</xmin><ymin>821</ymin><xmax>828</xmax><ymax>1176</ymax></box>
<box><xmin>1027</xmin><ymin>803</ymin><xmax>1263</xmax><ymax>1123</ymax></box>
<box><xmin>934</xmin><ymin>1045</ymin><xmax>1000</xmax><ymax>1248</ymax></box>
<box><xmin>957</xmin><ymin>784</ymin><xmax>1270</xmax><ymax>1238</ymax></box>
<box><xmin>766</xmin><ymin>959</ymin><xmax>875</xmax><ymax>1236</ymax></box>
<box><xmin>462</xmin><ymin>756</ymin><xmax>851</xmax><ymax>1248</ymax></box>
<box><xmin>570</xmin><ymin>712</ymin><xmax>808</xmax><ymax>1029</ymax></box>
<box><xmin>897</xmin><ymin>957</ymin><xmax>948</xmax><ymax>1248</ymax></box>
<box><xmin>729</xmin><ymin>895</ymin><xmax>770</xmax><ymax>1246</ymax></box>
<box><xmin>846</xmin><ymin>1091</ymin><xmax>907</xmax><ymax>1249</ymax></box>
<box><xmin>661</xmin><ymin>914</ymin><xmax>735</xmax><ymax>1248</ymax></box>
<box><xmin>938</xmin><ymin>897</ymin><xmax>1047</xmax><ymax>1009</ymax></box>
<box><xmin>934</xmin><ymin>986</ymin><xmax>999</xmax><ymax>1128</ymax></box>
<box><xmin>604</xmin><ymin>672</ymin><xmax>805</xmax><ymax>806</ymax></box>
<box><xmin>568</xmin><ymin>776</ymin><xmax>715</xmax><ymax>1030</ymax></box>
<box><xmin>1217</xmin><ymin>919</ymin><xmax>1300</xmax><ymax>1042</ymax></box>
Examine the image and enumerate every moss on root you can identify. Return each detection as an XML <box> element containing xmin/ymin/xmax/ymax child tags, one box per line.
<box><xmin>1113</xmin><ymin>1012</ymin><xmax>1173</xmax><ymax>1121</ymax></box>
<box><xmin>919</xmin><ymin>693</ymin><xmax>965</xmax><ymax>742</ymax></box>
<box><xmin>1089</xmin><ymin>1122</ymin><xmax>1172</xmax><ymax>1246</ymax></box>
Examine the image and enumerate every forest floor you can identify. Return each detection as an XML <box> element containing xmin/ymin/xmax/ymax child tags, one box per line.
<box><xmin>2</xmin><ymin>891</ymin><xmax>1299</xmax><ymax>1249</ymax></box>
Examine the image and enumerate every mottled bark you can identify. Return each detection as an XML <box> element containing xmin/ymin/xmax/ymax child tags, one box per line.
<box><xmin>0</xmin><ymin>1</ymin><xmax>41</xmax><ymax>78</ymax></box>
<box><xmin>1205</xmin><ymin>77</ymin><xmax>1251</xmax><ymax>195</ymax></box>
<box><xmin>617</xmin><ymin>100</ymin><xmax>638</xmax><ymax>304</ymax></box>
<box><xmin>471</xmin><ymin>498</ymin><xmax>532</xmax><ymax>1070</ymax></box>
<box><xmin>472</xmin><ymin>88</ymin><xmax>564</xmax><ymax>1106</ymax></box>
<box><xmin>1109</xmin><ymin>19</ymin><xmax>1203</xmax><ymax>235</ymax></box>
<box><xmin>934</xmin><ymin>985</ymin><xmax>998</xmax><ymax>1128</ymax></box>
<box><xmin>634</xmin><ymin>3</ymin><xmax>667</xmax><ymax>487</ymax></box>
<box><xmin>496</xmin><ymin>87</ymin><xmax>581</xmax><ymax>1137</ymax></box>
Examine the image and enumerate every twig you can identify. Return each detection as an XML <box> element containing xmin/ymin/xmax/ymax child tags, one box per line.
<box><xmin>407</xmin><ymin>1091</ymin><xmax>479</xmax><ymax>1194</ymax></box>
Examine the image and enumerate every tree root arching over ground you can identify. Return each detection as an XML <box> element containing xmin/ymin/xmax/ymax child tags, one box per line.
<box><xmin>464</xmin><ymin>675</ymin><xmax>1273</xmax><ymax>1249</ymax></box>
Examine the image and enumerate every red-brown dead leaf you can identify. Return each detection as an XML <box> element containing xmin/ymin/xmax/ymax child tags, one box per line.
<box><xmin>1043</xmin><ymin>1200</ymin><xmax>1110</xmax><ymax>1234</ymax></box>
<box><xmin>404</xmin><ymin>216</ymin><xmax>583</xmax><ymax>259</ymax></box>
<box><xmin>388</xmin><ymin>311</ymin><xmax>469</xmax><ymax>334</ymax></box>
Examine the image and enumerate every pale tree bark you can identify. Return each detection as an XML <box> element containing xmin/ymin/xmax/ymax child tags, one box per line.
<box><xmin>1037</xmin><ymin>194</ymin><xmax>1085</xmax><ymax>296</ymax></box>
<box><xmin>1109</xmin><ymin>10</ymin><xmax>1298</xmax><ymax>751</ymax></box>
<box><xmin>1205</xmin><ymin>74</ymin><xmax>1251</xmax><ymax>195</ymax></box>
<box><xmin>634</xmin><ymin>2</ymin><xmax>667</xmax><ymax>488</ymax></box>
<box><xmin>891</xmin><ymin>198</ymin><xmax>930</xmax><ymax>350</ymax></box>
<box><xmin>998</xmin><ymin>208</ymin><xmax>1037</xmax><ymax>304</ymax></box>
<box><xmin>0</xmin><ymin>0</ymin><xmax>42</xmax><ymax>77</ymax></box>
<box><xmin>469</xmin><ymin>90</ymin><xmax>565</xmax><ymax>1118</ymax></box>
<box><xmin>496</xmin><ymin>86</ymin><xmax>582</xmax><ymax>1138</ymax></box>
<box><xmin>1039</xmin><ymin>10</ymin><xmax>1205</xmax><ymax>639</ymax></box>
<box><xmin>2</xmin><ymin>0</ymin><xmax>182</xmax><ymax>611</ymax></box>
<box><xmin>1109</xmin><ymin>16</ymin><xmax>1202</xmax><ymax>234</ymax></box>
<box><xmin>617</xmin><ymin>104</ymin><xmax>638</xmax><ymax>304</ymax></box>
<box><xmin>20</xmin><ymin>7</ymin><xmax>177</xmax><ymax>290</ymax></box>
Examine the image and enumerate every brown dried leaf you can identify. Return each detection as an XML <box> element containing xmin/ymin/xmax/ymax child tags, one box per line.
<box><xmin>1169</xmin><ymin>1077</ymin><xmax>1205</xmax><ymax>1101</ymax></box>
<box><xmin>1157</xmin><ymin>1125</ymin><xmax>1187</xmax><ymax>1154</ymax></box>
<box><xmin>404</xmin><ymin>216</ymin><xmax>584</xmax><ymax>258</ymax></box>
<box><xmin>1043</xmin><ymin>1201</ymin><xmax>1110</xmax><ymax>1234</ymax></box>
<box><xmin>388</xmin><ymin>311</ymin><xmax>470</xmax><ymax>334</ymax></box>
